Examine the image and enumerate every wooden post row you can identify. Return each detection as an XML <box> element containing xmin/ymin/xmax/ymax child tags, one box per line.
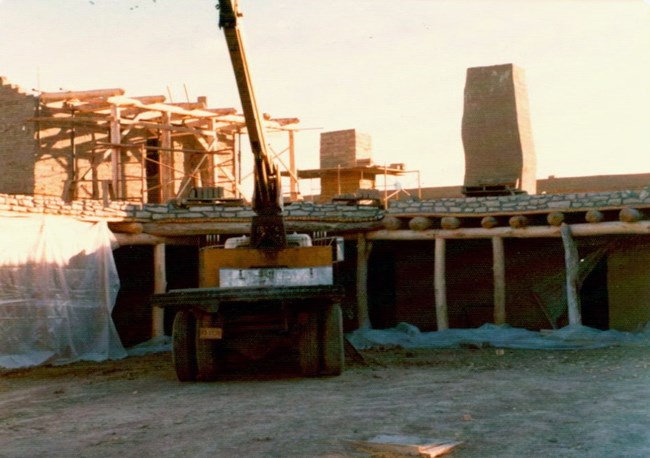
<box><xmin>152</xmin><ymin>243</ymin><xmax>167</xmax><ymax>337</ymax></box>
<box><xmin>356</xmin><ymin>234</ymin><xmax>373</xmax><ymax>329</ymax></box>
<box><xmin>492</xmin><ymin>237</ymin><xmax>506</xmax><ymax>325</ymax></box>
<box><xmin>434</xmin><ymin>237</ymin><xmax>449</xmax><ymax>330</ymax></box>
<box><xmin>560</xmin><ymin>223</ymin><xmax>582</xmax><ymax>325</ymax></box>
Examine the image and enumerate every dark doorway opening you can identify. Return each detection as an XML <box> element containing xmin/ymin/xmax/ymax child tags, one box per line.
<box><xmin>112</xmin><ymin>245</ymin><xmax>200</xmax><ymax>346</ymax></box>
<box><xmin>581</xmin><ymin>256</ymin><xmax>609</xmax><ymax>330</ymax></box>
<box><xmin>113</xmin><ymin>245</ymin><xmax>154</xmax><ymax>347</ymax></box>
<box><xmin>368</xmin><ymin>248</ymin><xmax>396</xmax><ymax>329</ymax></box>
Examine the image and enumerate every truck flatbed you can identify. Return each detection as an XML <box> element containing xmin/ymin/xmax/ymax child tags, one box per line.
<box><xmin>151</xmin><ymin>284</ymin><xmax>344</xmax><ymax>312</ymax></box>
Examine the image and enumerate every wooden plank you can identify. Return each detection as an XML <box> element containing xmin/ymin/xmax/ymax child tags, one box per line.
<box><xmin>434</xmin><ymin>237</ymin><xmax>449</xmax><ymax>330</ymax></box>
<box><xmin>492</xmin><ymin>236</ymin><xmax>506</xmax><ymax>325</ymax></box>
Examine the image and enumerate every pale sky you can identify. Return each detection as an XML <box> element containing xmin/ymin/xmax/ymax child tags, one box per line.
<box><xmin>1</xmin><ymin>0</ymin><xmax>649</xmax><ymax>192</ymax></box>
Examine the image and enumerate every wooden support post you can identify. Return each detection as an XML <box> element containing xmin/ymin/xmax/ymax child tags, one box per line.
<box><xmin>434</xmin><ymin>237</ymin><xmax>449</xmax><ymax>330</ymax></box>
<box><xmin>560</xmin><ymin>223</ymin><xmax>582</xmax><ymax>325</ymax></box>
<box><xmin>492</xmin><ymin>236</ymin><xmax>506</xmax><ymax>325</ymax></box>
<box><xmin>356</xmin><ymin>233</ymin><xmax>373</xmax><ymax>329</ymax></box>
<box><xmin>288</xmin><ymin>130</ymin><xmax>298</xmax><ymax>200</ymax></box>
<box><xmin>109</xmin><ymin>105</ymin><xmax>121</xmax><ymax>199</ymax></box>
<box><xmin>152</xmin><ymin>243</ymin><xmax>167</xmax><ymax>337</ymax></box>
<box><xmin>161</xmin><ymin>111</ymin><xmax>173</xmax><ymax>201</ymax></box>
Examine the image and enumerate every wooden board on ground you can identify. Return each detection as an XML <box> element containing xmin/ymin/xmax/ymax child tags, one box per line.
<box><xmin>349</xmin><ymin>434</ymin><xmax>462</xmax><ymax>457</ymax></box>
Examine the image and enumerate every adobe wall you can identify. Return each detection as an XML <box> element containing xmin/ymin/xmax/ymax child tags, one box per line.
<box><xmin>0</xmin><ymin>78</ymin><xmax>37</xmax><ymax>194</ymax></box>
<box><xmin>368</xmin><ymin>238</ymin><xmax>569</xmax><ymax>331</ymax></box>
<box><xmin>320</xmin><ymin>129</ymin><xmax>372</xmax><ymax>169</ymax></box>
<box><xmin>462</xmin><ymin>64</ymin><xmax>536</xmax><ymax>194</ymax></box>
<box><xmin>608</xmin><ymin>239</ymin><xmax>650</xmax><ymax>331</ymax></box>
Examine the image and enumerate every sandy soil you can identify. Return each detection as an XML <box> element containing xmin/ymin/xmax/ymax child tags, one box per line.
<box><xmin>1</xmin><ymin>346</ymin><xmax>649</xmax><ymax>457</ymax></box>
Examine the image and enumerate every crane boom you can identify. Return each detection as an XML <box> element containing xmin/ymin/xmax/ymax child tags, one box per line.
<box><xmin>218</xmin><ymin>0</ymin><xmax>287</xmax><ymax>248</ymax></box>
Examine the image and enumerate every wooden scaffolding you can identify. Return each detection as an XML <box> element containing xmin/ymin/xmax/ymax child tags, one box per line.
<box><xmin>33</xmin><ymin>88</ymin><xmax>300</xmax><ymax>203</ymax></box>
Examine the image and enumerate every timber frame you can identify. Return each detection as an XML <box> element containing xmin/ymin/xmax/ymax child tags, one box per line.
<box><xmin>33</xmin><ymin>88</ymin><xmax>301</xmax><ymax>203</ymax></box>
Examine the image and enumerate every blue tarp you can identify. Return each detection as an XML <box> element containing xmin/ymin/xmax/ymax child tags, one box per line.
<box><xmin>346</xmin><ymin>322</ymin><xmax>650</xmax><ymax>350</ymax></box>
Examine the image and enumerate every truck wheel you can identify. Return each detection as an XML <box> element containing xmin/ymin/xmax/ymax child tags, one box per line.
<box><xmin>298</xmin><ymin>311</ymin><xmax>319</xmax><ymax>376</ymax></box>
<box><xmin>172</xmin><ymin>310</ymin><xmax>197</xmax><ymax>382</ymax></box>
<box><xmin>195</xmin><ymin>314</ymin><xmax>224</xmax><ymax>381</ymax></box>
<box><xmin>321</xmin><ymin>304</ymin><xmax>344</xmax><ymax>376</ymax></box>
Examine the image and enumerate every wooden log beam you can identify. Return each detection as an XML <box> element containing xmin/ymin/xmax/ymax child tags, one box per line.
<box><xmin>560</xmin><ymin>223</ymin><xmax>582</xmax><ymax>325</ymax></box>
<box><xmin>40</xmin><ymin>88</ymin><xmax>125</xmax><ymax>102</ymax></box>
<box><xmin>140</xmin><ymin>220</ymin><xmax>382</xmax><ymax>237</ymax></box>
<box><xmin>492</xmin><ymin>237</ymin><xmax>506</xmax><ymax>325</ymax></box>
<box><xmin>434</xmin><ymin>238</ymin><xmax>449</xmax><ymax>331</ymax></box>
<box><xmin>367</xmin><ymin>221</ymin><xmax>650</xmax><ymax>240</ymax></box>
<box><xmin>113</xmin><ymin>233</ymin><xmax>199</xmax><ymax>246</ymax></box>
<box><xmin>108</xmin><ymin>221</ymin><xmax>143</xmax><ymax>234</ymax></box>
<box><xmin>619</xmin><ymin>207</ymin><xmax>642</xmax><ymax>223</ymax></box>
<box><xmin>509</xmin><ymin>215</ymin><xmax>529</xmax><ymax>228</ymax></box>
<box><xmin>547</xmin><ymin>212</ymin><xmax>565</xmax><ymax>226</ymax></box>
<box><xmin>585</xmin><ymin>209</ymin><xmax>605</xmax><ymax>223</ymax></box>
<box><xmin>440</xmin><ymin>216</ymin><xmax>461</xmax><ymax>230</ymax></box>
<box><xmin>382</xmin><ymin>216</ymin><xmax>404</xmax><ymax>230</ymax></box>
<box><xmin>409</xmin><ymin>216</ymin><xmax>433</xmax><ymax>231</ymax></box>
<box><xmin>481</xmin><ymin>216</ymin><xmax>498</xmax><ymax>228</ymax></box>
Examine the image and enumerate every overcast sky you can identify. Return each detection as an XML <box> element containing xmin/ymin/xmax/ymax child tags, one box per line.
<box><xmin>1</xmin><ymin>0</ymin><xmax>648</xmax><ymax>191</ymax></box>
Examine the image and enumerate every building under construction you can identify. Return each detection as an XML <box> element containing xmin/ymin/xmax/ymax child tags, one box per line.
<box><xmin>1</xmin><ymin>63</ymin><xmax>650</xmax><ymax>367</ymax></box>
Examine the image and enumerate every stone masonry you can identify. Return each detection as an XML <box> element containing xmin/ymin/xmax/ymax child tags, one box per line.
<box><xmin>3</xmin><ymin>187</ymin><xmax>650</xmax><ymax>226</ymax></box>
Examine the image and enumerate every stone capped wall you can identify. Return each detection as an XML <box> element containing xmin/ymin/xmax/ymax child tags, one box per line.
<box><xmin>387</xmin><ymin>189</ymin><xmax>650</xmax><ymax>216</ymax></box>
<box><xmin>0</xmin><ymin>193</ymin><xmax>383</xmax><ymax>224</ymax></box>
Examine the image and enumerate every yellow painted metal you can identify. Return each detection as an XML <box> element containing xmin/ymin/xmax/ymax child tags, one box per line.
<box><xmin>199</xmin><ymin>246</ymin><xmax>332</xmax><ymax>287</ymax></box>
<box><xmin>199</xmin><ymin>327</ymin><xmax>224</xmax><ymax>340</ymax></box>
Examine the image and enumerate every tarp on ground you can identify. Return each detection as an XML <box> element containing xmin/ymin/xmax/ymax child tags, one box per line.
<box><xmin>347</xmin><ymin>322</ymin><xmax>650</xmax><ymax>351</ymax></box>
<box><xmin>0</xmin><ymin>214</ymin><xmax>126</xmax><ymax>369</ymax></box>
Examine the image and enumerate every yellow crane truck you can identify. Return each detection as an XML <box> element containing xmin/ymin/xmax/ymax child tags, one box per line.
<box><xmin>151</xmin><ymin>0</ymin><xmax>345</xmax><ymax>381</ymax></box>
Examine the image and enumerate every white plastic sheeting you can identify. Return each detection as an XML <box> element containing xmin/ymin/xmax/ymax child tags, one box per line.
<box><xmin>0</xmin><ymin>215</ymin><xmax>126</xmax><ymax>368</ymax></box>
<box><xmin>347</xmin><ymin>322</ymin><xmax>650</xmax><ymax>351</ymax></box>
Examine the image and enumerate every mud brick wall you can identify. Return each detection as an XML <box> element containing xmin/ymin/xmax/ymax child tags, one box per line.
<box><xmin>320</xmin><ymin>173</ymin><xmax>375</xmax><ymax>203</ymax></box>
<box><xmin>320</xmin><ymin>129</ymin><xmax>372</xmax><ymax>169</ymax></box>
<box><xmin>0</xmin><ymin>78</ymin><xmax>38</xmax><ymax>195</ymax></box>
<box><xmin>462</xmin><ymin>63</ymin><xmax>536</xmax><ymax>194</ymax></box>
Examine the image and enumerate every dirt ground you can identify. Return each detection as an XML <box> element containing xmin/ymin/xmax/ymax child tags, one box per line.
<box><xmin>1</xmin><ymin>345</ymin><xmax>650</xmax><ymax>458</ymax></box>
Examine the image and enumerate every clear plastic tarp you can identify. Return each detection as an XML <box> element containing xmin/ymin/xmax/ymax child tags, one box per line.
<box><xmin>0</xmin><ymin>214</ymin><xmax>126</xmax><ymax>369</ymax></box>
<box><xmin>347</xmin><ymin>322</ymin><xmax>650</xmax><ymax>351</ymax></box>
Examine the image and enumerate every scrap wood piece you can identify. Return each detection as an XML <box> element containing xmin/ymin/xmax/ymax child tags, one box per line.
<box><xmin>344</xmin><ymin>337</ymin><xmax>366</xmax><ymax>364</ymax></box>
<box><xmin>349</xmin><ymin>434</ymin><xmax>461</xmax><ymax>457</ymax></box>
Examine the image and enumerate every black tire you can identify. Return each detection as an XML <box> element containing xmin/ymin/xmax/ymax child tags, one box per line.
<box><xmin>321</xmin><ymin>303</ymin><xmax>344</xmax><ymax>376</ymax></box>
<box><xmin>298</xmin><ymin>311</ymin><xmax>320</xmax><ymax>376</ymax></box>
<box><xmin>172</xmin><ymin>310</ymin><xmax>197</xmax><ymax>382</ymax></box>
<box><xmin>195</xmin><ymin>314</ymin><xmax>224</xmax><ymax>382</ymax></box>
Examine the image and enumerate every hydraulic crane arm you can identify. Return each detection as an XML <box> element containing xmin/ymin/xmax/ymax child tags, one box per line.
<box><xmin>218</xmin><ymin>0</ymin><xmax>287</xmax><ymax>248</ymax></box>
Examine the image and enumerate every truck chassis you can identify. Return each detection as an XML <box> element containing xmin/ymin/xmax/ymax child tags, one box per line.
<box><xmin>152</xmin><ymin>285</ymin><xmax>345</xmax><ymax>381</ymax></box>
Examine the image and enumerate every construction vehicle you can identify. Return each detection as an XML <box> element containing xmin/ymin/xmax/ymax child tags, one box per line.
<box><xmin>151</xmin><ymin>0</ymin><xmax>345</xmax><ymax>381</ymax></box>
